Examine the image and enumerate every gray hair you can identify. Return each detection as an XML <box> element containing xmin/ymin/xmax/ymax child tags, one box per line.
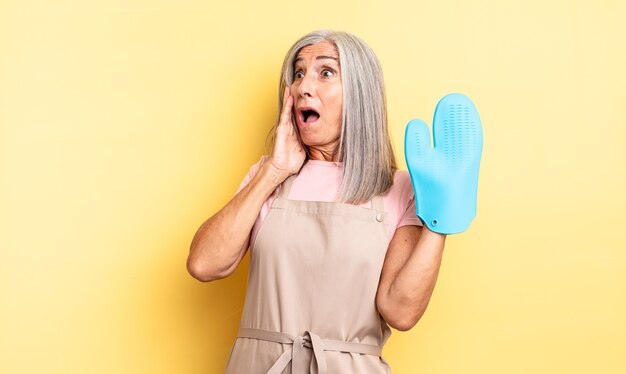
<box><xmin>267</xmin><ymin>30</ymin><xmax>397</xmax><ymax>204</ymax></box>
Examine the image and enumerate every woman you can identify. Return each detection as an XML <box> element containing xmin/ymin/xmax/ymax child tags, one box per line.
<box><xmin>187</xmin><ymin>30</ymin><xmax>447</xmax><ymax>373</ymax></box>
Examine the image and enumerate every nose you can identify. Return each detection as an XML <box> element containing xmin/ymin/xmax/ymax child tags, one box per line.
<box><xmin>295</xmin><ymin>71</ymin><xmax>315</xmax><ymax>98</ymax></box>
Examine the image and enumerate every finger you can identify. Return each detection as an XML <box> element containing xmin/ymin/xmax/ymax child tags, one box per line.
<box><xmin>404</xmin><ymin>119</ymin><xmax>431</xmax><ymax>164</ymax></box>
<box><xmin>279</xmin><ymin>87</ymin><xmax>293</xmax><ymax>125</ymax></box>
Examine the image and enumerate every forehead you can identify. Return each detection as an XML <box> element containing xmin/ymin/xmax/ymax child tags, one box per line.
<box><xmin>295</xmin><ymin>41</ymin><xmax>339</xmax><ymax>64</ymax></box>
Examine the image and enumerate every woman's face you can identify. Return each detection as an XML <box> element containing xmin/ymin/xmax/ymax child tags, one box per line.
<box><xmin>290</xmin><ymin>41</ymin><xmax>343</xmax><ymax>159</ymax></box>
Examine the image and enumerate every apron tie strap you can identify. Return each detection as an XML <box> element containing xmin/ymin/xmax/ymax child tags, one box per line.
<box><xmin>237</xmin><ymin>327</ymin><xmax>382</xmax><ymax>374</ymax></box>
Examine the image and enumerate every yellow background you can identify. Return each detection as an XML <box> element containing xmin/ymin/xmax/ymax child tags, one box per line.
<box><xmin>1</xmin><ymin>0</ymin><xmax>625</xmax><ymax>373</ymax></box>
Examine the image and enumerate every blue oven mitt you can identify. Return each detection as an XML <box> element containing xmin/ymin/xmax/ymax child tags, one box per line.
<box><xmin>404</xmin><ymin>93</ymin><xmax>483</xmax><ymax>234</ymax></box>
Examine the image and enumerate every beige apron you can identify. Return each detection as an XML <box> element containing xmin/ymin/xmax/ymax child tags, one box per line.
<box><xmin>225</xmin><ymin>173</ymin><xmax>392</xmax><ymax>373</ymax></box>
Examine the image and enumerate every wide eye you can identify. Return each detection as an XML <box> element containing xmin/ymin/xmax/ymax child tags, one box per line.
<box><xmin>321</xmin><ymin>69</ymin><xmax>334</xmax><ymax>77</ymax></box>
<box><xmin>294</xmin><ymin>70</ymin><xmax>304</xmax><ymax>79</ymax></box>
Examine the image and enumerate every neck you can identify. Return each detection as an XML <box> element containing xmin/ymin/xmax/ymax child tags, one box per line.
<box><xmin>307</xmin><ymin>145</ymin><xmax>340</xmax><ymax>162</ymax></box>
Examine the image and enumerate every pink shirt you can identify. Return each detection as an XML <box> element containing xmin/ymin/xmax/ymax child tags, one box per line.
<box><xmin>237</xmin><ymin>155</ymin><xmax>423</xmax><ymax>248</ymax></box>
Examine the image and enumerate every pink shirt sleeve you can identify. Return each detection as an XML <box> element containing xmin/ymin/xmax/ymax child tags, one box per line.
<box><xmin>235</xmin><ymin>155</ymin><xmax>275</xmax><ymax>250</ymax></box>
<box><xmin>236</xmin><ymin>155</ymin><xmax>271</xmax><ymax>194</ymax></box>
<box><xmin>393</xmin><ymin>172</ymin><xmax>423</xmax><ymax>229</ymax></box>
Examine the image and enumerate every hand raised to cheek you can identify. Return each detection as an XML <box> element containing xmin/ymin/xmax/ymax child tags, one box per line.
<box><xmin>269</xmin><ymin>87</ymin><xmax>306</xmax><ymax>180</ymax></box>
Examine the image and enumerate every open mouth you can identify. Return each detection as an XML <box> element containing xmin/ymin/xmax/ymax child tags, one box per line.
<box><xmin>300</xmin><ymin>108</ymin><xmax>320</xmax><ymax>124</ymax></box>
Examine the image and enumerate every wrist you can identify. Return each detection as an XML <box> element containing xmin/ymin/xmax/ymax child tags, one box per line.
<box><xmin>261</xmin><ymin>161</ymin><xmax>290</xmax><ymax>187</ymax></box>
<box><xmin>421</xmin><ymin>224</ymin><xmax>448</xmax><ymax>239</ymax></box>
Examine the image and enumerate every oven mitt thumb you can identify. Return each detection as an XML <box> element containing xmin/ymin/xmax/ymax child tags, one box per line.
<box><xmin>404</xmin><ymin>93</ymin><xmax>483</xmax><ymax>234</ymax></box>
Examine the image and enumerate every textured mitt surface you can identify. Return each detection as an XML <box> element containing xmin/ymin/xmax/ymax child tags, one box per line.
<box><xmin>404</xmin><ymin>93</ymin><xmax>483</xmax><ymax>234</ymax></box>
